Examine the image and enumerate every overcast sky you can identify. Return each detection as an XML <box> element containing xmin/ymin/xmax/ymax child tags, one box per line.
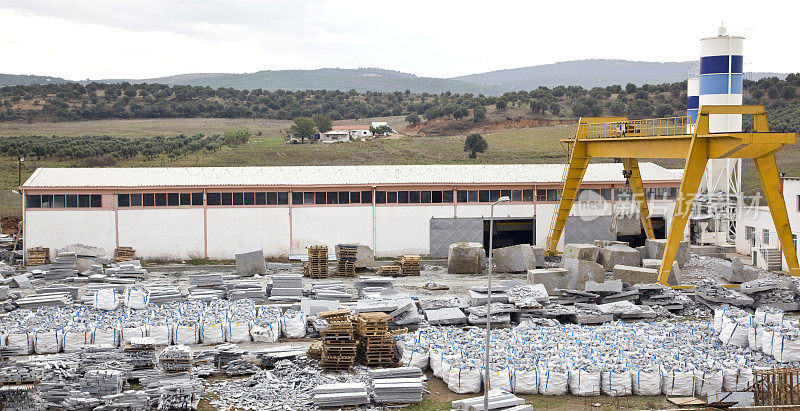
<box><xmin>1</xmin><ymin>0</ymin><xmax>797</xmax><ymax>81</ymax></box>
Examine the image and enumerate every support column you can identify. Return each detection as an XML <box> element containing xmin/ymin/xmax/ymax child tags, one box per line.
<box><xmin>622</xmin><ymin>158</ymin><xmax>655</xmax><ymax>239</ymax></box>
<box><xmin>658</xmin><ymin>137</ymin><xmax>709</xmax><ymax>284</ymax></box>
<box><xmin>546</xmin><ymin>140</ymin><xmax>590</xmax><ymax>255</ymax></box>
<box><xmin>755</xmin><ymin>154</ymin><xmax>800</xmax><ymax>275</ymax></box>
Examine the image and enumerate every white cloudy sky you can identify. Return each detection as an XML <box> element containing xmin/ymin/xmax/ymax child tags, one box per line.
<box><xmin>0</xmin><ymin>0</ymin><xmax>796</xmax><ymax>80</ymax></box>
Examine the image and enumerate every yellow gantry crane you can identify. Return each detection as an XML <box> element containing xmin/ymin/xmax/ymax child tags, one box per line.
<box><xmin>546</xmin><ymin>105</ymin><xmax>799</xmax><ymax>285</ymax></box>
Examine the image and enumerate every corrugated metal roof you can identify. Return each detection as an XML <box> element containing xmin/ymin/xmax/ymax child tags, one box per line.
<box><xmin>22</xmin><ymin>162</ymin><xmax>682</xmax><ymax>188</ymax></box>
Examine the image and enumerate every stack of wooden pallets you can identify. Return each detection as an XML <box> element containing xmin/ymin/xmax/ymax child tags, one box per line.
<box><xmin>336</xmin><ymin>244</ymin><xmax>358</xmax><ymax>277</ymax></box>
<box><xmin>307</xmin><ymin>245</ymin><xmax>329</xmax><ymax>278</ymax></box>
<box><xmin>377</xmin><ymin>264</ymin><xmax>402</xmax><ymax>276</ymax></box>
<box><xmin>114</xmin><ymin>246</ymin><xmax>136</xmax><ymax>263</ymax></box>
<box><xmin>400</xmin><ymin>254</ymin><xmax>421</xmax><ymax>276</ymax></box>
<box><xmin>26</xmin><ymin>247</ymin><xmax>50</xmax><ymax>266</ymax></box>
<box><xmin>356</xmin><ymin>312</ymin><xmax>396</xmax><ymax>367</ymax></box>
<box><xmin>306</xmin><ymin>341</ymin><xmax>323</xmax><ymax>360</ymax></box>
<box><xmin>318</xmin><ymin>309</ymin><xmax>357</xmax><ymax>371</ymax></box>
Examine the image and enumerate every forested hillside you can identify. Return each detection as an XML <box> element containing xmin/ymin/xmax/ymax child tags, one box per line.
<box><xmin>0</xmin><ymin>74</ymin><xmax>798</xmax><ymax>133</ymax></box>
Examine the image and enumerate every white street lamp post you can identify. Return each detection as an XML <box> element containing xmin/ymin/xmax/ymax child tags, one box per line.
<box><xmin>484</xmin><ymin>195</ymin><xmax>509</xmax><ymax>410</ymax></box>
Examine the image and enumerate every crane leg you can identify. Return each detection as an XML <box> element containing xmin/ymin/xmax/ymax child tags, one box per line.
<box><xmin>658</xmin><ymin>137</ymin><xmax>708</xmax><ymax>284</ymax></box>
<box><xmin>754</xmin><ymin>154</ymin><xmax>800</xmax><ymax>275</ymax></box>
<box><xmin>546</xmin><ymin>141</ymin><xmax>589</xmax><ymax>255</ymax></box>
<box><xmin>622</xmin><ymin>158</ymin><xmax>655</xmax><ymax>240</ymax></box>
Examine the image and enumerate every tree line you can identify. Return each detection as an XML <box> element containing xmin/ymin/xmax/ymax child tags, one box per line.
<box><xmin>0</xmin><ymin>75</ymin><xmax>798</xmax><ymax>133</ymax></box>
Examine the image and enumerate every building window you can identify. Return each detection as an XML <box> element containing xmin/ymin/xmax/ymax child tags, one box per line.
<box><xmin>537</xmin><ymin>189</ymin><xmax>560</xmax><ymax>202</ymax></box>
<box><xmin>421</xmin><ymin>191</ymin><xmax>432</xmax><ymax>203</ymax></box>
<box><xmin>54</xmin><ymin>195</ymin><xmax>65</xmax><ymax>208</ymax></box>
<box><xmin>350</xmin><ymin>191</ymin><xmax>361</xmax><ymax>204</ymax></box>
<box><xmin>292</xmin><ymin>192</ymin><xmax>303</xmax><ymax>205</ymax></box>
<box><xmin>207</xmin><ymin>193</ymin><xmax>221</xmax><ymax>206</ymax></box>
<box><xmin>614</xmin><ymin>188</ymin><xmax>632</xmax><ymax>201</ymax></box>
<box><xmin>601</xmin><ymin>188</ymin><xmax>612</xmax><ymax>201</ymax></box>
<box><xmin>41</xmin><ymin>195</ymin><xmax>53</xmax><ymax>208</ymax></box>
<box><xmin>167</xmin><ymin>193</ymin><xmax>180</xmax><ymax>206</ymax></box>
<box><xmin>130</xmin><ymin>194</ymin><xmax>142</xmax><ymax>206</ymax></box>
<box><xmin>361</xmin><ymin>190</ymin><xmax>372</xmax><ymax>203</ymax></box>
<box><xmin>409</xmin><ymin>191</ymin><xmax>421</xmax><ymax>203</ymax></box>
<box><xmin>490</xmin><ymin>190</ymin><xmax>500</xmax><ymax>202</ymax></box>
<box><xmin>28</xmin><ymin>194</ymin><xmax>102</xmax><ymax>208</ymax></box>
<box><xmin>78</xmin><ymin>194</ymin><xmax>90</xmax><ymax>208</ymax></box>
<box><xmin>523</xmin><ymin>189</ymin><xmax>533</xmax><ymax>202</ymax></box>
<box><xmin>387</xmin><ymin>191</ymin><xmax>397</xmax><ymax>203</ymax></box>
<box><xmin>512</xmin><ymin>190</ymin><xmax>522</xmax><ymax>202</ymax></box>
<box><xmin>315</xmin><ymin>192</ymin><xmax>326</xmax><ymax>205</ymax></box>
<box><xmin>339</xmin><ymin>192</ymin><xmax>351</xmax><ymax>204</ymax></box>
<box><xmin>398</xmin><ymin>191</ymin><xmax>409</xmax><ymax>203</ymax></box>
<box><xmin>745</xmin><ymin>226</ymin><xmax>755</xmax><ymax>246</ymax></box>
<box><xmin>243</xmin><ymin>192</ymin><xmax>255</xmax><ymax>205</ymax></box>
<box><xmin>90</xmin><ymin>195</ymin><xmax>102</xmax><ymax>208</ymax></box>
<box><xmin>232</xmin><ymin>192</ymin><xmax>243</xmax><ymax>205</ymax></box>
<box><xmin>118</xmin><ymin>194</ymin><xmax>130</xmax><ymax>207</ymax></box>
<box><xmin>25</xmin><ymin>195</ymin><xmax>41</xmax><ymax>208</ymax></box>
<box><xmin>375</xmin><ymin>191</ymin><xmax>386</xmax><ymax>204</ymax></box>
<box><xmin>255</xmin><ymin>192</ymin><xmax>266</xmax><ymax>205</ymax></box>
<box><xmin>468</xmin><ymin>191</ymin><xmax>478</xmax><ymax>202</ymax></box>
<box><xmin>180</xmin><ymin>193</ymin><xmax>191</xmax><ymax>205</ymax></box>
<box><xmin>277</xmin><ymin>192</ymin><xmax>289</xmax><ymax>205</ymax></box>
<box><xmin>457</xmin><ymin>190</ymin><xmax>468</xmax><ymax>203</ymax></box>
<box><xmin>267</xmin><ymin>192</ymin><xmax>278</xmax><ymax>205</ymax></box>
<box><xmin>479</xmin><ymin>190</ymin><xmax>490</xmax><ymax>202</ymax></box>
<box><xmin>762</xmin><ymin>229</ymin><xmax>770</xmax><ymax>245</ymax></box>
<box><xmin>442</xmin><ymin>190</ymin><xmax>453</xmax><ymax>203</ymax></box>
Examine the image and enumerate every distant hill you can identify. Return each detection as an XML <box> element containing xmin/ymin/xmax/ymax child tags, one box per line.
<box><xmin>100</xmin><ymin>68</ymin><xmax>502</xmax><ymax>95</ymax></box>
<box><xmin>2</xmin><ymin>60</ymin><xmax>789</xmax><ymax>94</ymax></box>
<box><xmin>0</xmin><ymin>74</ymin><xmax>71</xmax><ymax>87</ymax></box>
<box><xmin>452</xmin><ymin>59</ymin><xmax>787</xmax><ymax>91</ymax></box>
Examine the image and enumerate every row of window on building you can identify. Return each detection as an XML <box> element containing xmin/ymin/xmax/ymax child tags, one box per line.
<box><xmin>25</xmin><ymin>194</ymin><xmax>102</xmax><ymax>209</ymax></box>
<box><xmin>25</xmin><ymin>187</ymin><xmax>680</xmax><ymax>209</ymax></box>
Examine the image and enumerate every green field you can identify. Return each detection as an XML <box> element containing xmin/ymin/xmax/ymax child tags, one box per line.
<box><xmin>1</xmin><ymin>117</ymin><xmax>798</xmax><ymax>218</ymax></box>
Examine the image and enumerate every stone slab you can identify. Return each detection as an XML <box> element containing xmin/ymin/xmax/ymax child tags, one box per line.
<box><xmin>563</xmin><ymin>244</ymin><xmax>600</xmax><ymax>262</ymax></box>
<box><xmin>641</xmin><ymin>258</ymin><xmax>661</xmax><ymax>270</ymax></box>
<box><xmin>562</xmin><ymin>258</ymin><xmax>605</xmax><ymax>290</ymax></box>
<box><xmin>527</xmin><ymin>268</ymin><xmax>570</xmax><ymax>295</ymax></box>
<box><xmin>235</xmin><ymin>249</ymin><xmax>266</xmax><ymax>277</ymax></box>
<box><xmin>612</xmin><ymin>265</ymin><xmax>658</xmax><ymax>285</ymax></box>
<box><xmin>530</xmin><ymin>246</ymin><xmax>546</xmax><ymax>268</ymax></box>
<box><xmin>493</xmin><ymin>244</ymin><xmax>537</xmax><ymax>272</ymax></box>
<box><xmin>597</xmin><ymin>244</ymin><xmax>641</xmax><ymax>270</ymax></box>
<box><xmin>425</xmin><ymin>307</ymin><xmax>467</xmax><ymax>325</ymax></box>
<box><xmin>584</xmin><ymin>279</ymin><xmax>623</xmax><ymax>293</ymax></box>
<box><xmin>447</xmin><ymin>242</ymin><xmax>486</xmax><ymax>274</ymax></box>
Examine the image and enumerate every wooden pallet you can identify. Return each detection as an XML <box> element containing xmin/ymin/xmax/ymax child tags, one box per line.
<box><xmin>377</xmin><ymin>265</ymin><xmax>402</xmax><ymax>275</ymax></box>
<box><xmin>336</xmin><ymin>260</ymin><xmax>356</xmax><ymax>277</ymax></box>
<box><xmin>319</xmin><ymin>309</ymin><xmax>351</xmax><ymax>320</ymax></box>
<box><xmin>307</xmin><ymin>245</ymin><xmax>330</xmax><ymax>278</ymax></box>
<box><xmin>114</xmin><ymin>246</ymin><xmax>136</xmax><ymax>262</ymax></box>
<box><xmin>26</xmin><ymin>247</ymin><xmax>50</xmax><ymax>266</ymax></box>
<box><xmin>400</xmin><ymin>254</ymin><xmax>421</xmax><ymax>276</ymax></box>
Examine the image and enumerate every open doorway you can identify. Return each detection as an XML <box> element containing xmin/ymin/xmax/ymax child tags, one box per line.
<box><xmin>616</xmin><ymin>216</ymin><xmax>666</xmax><ymax>247</ymax></box>
<box><xmin>483</xmin><ymin>218</ymin><xmax>535</xmax><ymax>253</ymax></box>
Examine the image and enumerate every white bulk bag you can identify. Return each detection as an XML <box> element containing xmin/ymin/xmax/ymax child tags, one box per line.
<box><xmin>511</xmin><ymin>366</ymin><xmax>538</xmax><ymax>394</ymax></box>
<box><xmin>447</xmin><ymin>364</ymin><xmax>481</xmax><ymax>394</ymax></box>
<box><xmin>226</xmin><ymin>321</ymin><xmax>252</xmax><ymax>343</ymax></box>
<box><xmin>748</xmin><ymin>323</ymin><xmax>763</xmax><ymax>351</ymax></box>
<box><xmin>538</xmin><ymin>367</ymin><xmax>569</xmax><ymax>395</ymax></box>
<box><xmin>94</xmin><ymin>288</ymin><xmax>120</xmax><ymax>310</ymax></box>
<box><xmin>173</xmin><ymin>324</ymin><xmax>200</xmax><ymax>345</ymax></box>
<box><xmin>719</xmin><ymin>319</ymin><xmax>750</xmax><ymax>347</ymax></box>
<box><xmin>201</xmin><ymin>321</ymin><xmax>226</xmax><ymax>345</ymax></box>
<box><xmin>631</xmin><ymin>369</ymin><xmax>661</xmax><ymax>396</ymax></box>
<box><xmin>281</xmin><ymin>312</ymin><xmax>306</xmax><ymax>339</ymax></box>
<box><xmin>723</xmin><ymin>367</ymin><xmax>753</xmax><ymax>392</ymax></box>
<box><xmin>441</xmin><ymin>357</ymin><xmax>454</xmax><ymax>386</ymax></box>
<box><xmin>430</xmin><ymin>348</ymin><xmax>444</xmax><ymax>378</ymax></box>
<box><xmin>488</xmin><ymin>365</ymin><xmax>512</xmax><ymax>392</ymax></box>
<box><xmin>762</xmin><ymin>329</ymin><xmax>775</xmax><ymax>356</ymax></box>
<box><xmin>124</xmin><ymin>288</ymin><xmax>149</xmax><ymax>309</ymax></box>
<box><xmin>7</xmin><ymin>332</ymin><xmax>32</xmax><ymax>355</ymax></box>
<box><xmin>34</xmin><ymin>329</ymin><xmax>60</xmax><ymax>354</ymax></box>
<box><xmin>713</xmin><ymin>308</ymin><xmax>728</xmax><ymax>332</ymax></box>
<box><xmin>148</xmin><ymin>324</ymin><xmax>172</xmax><ymax>345</ymax></box>
<box><xmin>92</xmin><ymin>326</ymin><xmax>119</xmax><ymax>347</ymax></box>
<box><xmin>569</xmin><ymin>368</ymin><xmax>601</xmax><ymax>396</ymax></box>
<box><xmin>694</xmin><ymin>369</ymin><xmax>723</xmax><ymax>397</ymax></box>
<box><xmin>773</xmin><ymin>334</ymin><xmax>800</xmax><ymax>363</ymax></box>
<box><xmin>63</xmin><ymin>326</ymin><xmax>92</xmax><ymax>352</ymax></box>
<box><xmin>661</xmin><ymin>369</ymin><xmax>694</xmax><ymax>396</ymax></box>
<box><xmin>400</xmin><ymin>345</ymin><xmax>429</xmax><ymax>370</ymax></box>
<box><xmin>755</xmin><ymin>307</ymin><xmax>784</xmax><ymax>326</ymax></box>
<box><xmin>251</xmin><ymin>322</ymin><xmax>280</xmax><ymax>343</ymax></box>
<box><xmin>0</xmin><ymin>331</ymin><xmax>6</xmax><ymax>347</ymax></box>
<box><xmin>602</xmin><ymin>370</ymin><xmax>632</xmax><ymax>397</ymax></box>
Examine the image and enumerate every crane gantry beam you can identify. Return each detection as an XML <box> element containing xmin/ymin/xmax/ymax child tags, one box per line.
<box><xmin>546</xmin><ymin>105</ymin><xmax>799</xmax><ymax>285</ymax></box>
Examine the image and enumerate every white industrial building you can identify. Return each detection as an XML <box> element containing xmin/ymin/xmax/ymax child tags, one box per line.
<box><xmin>21</xmin><ymin>163</ymin><xmax>682</xmax><ymax>261</ymax></box>
<box><xmin>736</xmin><ymin>178</ymin><xmax>800</xmax><ymax>272</ymax></box>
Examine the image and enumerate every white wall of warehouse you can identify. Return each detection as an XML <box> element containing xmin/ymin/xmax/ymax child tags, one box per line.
<box><xmin>207</xmin><ymin>208</ymin><xmax>290</xmax><ymax>259</ymax></box>
<box><xmin>25</xmin><ymin>198</ymin><xmax>684</xmax><ymax>261</ymax></box>
<box><xmin>25</xmin><ymin>210</ymin><xmax>117</xmax><ymax>257</ymax></box>
<box><xmin>118</xmin><ymin>208</ymin><xmax>205</xmax><ymax>260</ymax></box>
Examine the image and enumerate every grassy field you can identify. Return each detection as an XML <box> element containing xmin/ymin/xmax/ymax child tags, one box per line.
<box><xmin>1</xmin><ymin>115</ymin><xmax>798</xmax><ymax>218</ymax></box>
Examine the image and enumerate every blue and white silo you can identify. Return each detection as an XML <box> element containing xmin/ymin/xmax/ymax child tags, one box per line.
<box><xmin>698</xmin><ymin>26</ymin><xmax>744</xmax><ymax>132</ymax></box>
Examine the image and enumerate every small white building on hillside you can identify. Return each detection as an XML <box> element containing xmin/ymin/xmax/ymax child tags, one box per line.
<box><xmin>319</xmin><ymin>130</ymin><xmax>351</xmax><ymax>143</ymax></box>
<box><xmin>735</xmin><ymin>178</ymin><xmax>800</xmax><ymax>271</ymax></box>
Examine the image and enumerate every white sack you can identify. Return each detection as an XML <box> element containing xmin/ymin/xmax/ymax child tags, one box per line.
<box><xmin>251</xmin><ymin>322</ymin><xmax>280</xmax><ymax>343</ymax></box>
<box><xmin>63</xmin><ymin>327</ymin><xmax>92</xmax><ymax>352</ymax></box>
<box><xmin>569</xmin><ymin>369</ymin><xmax>601</xmax><ymax>396</ymax></box>
<box><xmin>93</xmin><ymin>327</ymin><xmax>119</xmax><ymax>347</ymax></box>
<box><xmin>511</xmin><ymin>367</ymin><xmax>538</xmax><ymax>394</ymax></box>
<box><xmin>602</xmin><ymin>370</ymin><xmax>632</xmax><ymax>397</ymax></box>
<box><xmin>7</xmin><ymin>332</ymin><xmax>32</xmax><ymax>355</ymax></box>
<box><xmin>447</xmin><ymin>364</ymin><xmax>481</xmax><ymax>394</ymax></box>
<box><xmin>122</xmin><ymin>326</ymin><xmax>145</xmax><ymax>343</ymax></box>
<box><xmin>719</xmin><ymin>319</ymin><xmax>750</xmax><ymax>347</ymax></box>
<box><xmin>631</xmin><ymin>369</ymin><xmax>661</xmax><ymax>396</ymax></box>
<box><xmin>538</xmin><ymin>368</ymin><xmax>569</xmax><ymax>395</ymax></box>
<box><xmin>94</xmin><ymin>288</ymin><xmax>120</xmax><ymax>311</ymax></box>
<box><xmin>226</xmin><ymin>321</ymin><xmax>252</xmax><ymax>343</ymax></box>
<box><xmin>173</xmin><ymin>324</ymin><xmax>200</xmax><ymax>345</ymax></box>
<box><xmin>488</xmin><ymin>365</ymin><xmax>512</xmax><ymax>392</ymax></box>
<box><xmin>281</xmin><ymin>312</ymin><xmax>306</xmax><ymax>339</ymax></box>
<box><xmin>124</xmin><ymin>288</ymin><xmax>149</xmax><ymax>309</ymax></box>
<box><xmin>401</xmin><ymin>345</ymin><xmax>429</xmax><ymax>370</ymax></box>
<box><xmin>723</xmin><ymin>367</ymin><xmax>753</xmax><ymax>392</ymax></box>
<box><xmin>748</xmin><ymin>323</ymin><xmax>763</xmax><ymax>351</ymax></box>
<box><xmin>694</xmin><ymin>369</ymin><xmax>723</xmax><ymax>397</ymax></box>
<box><xmin>201</xmin><ymin>322</ymin><xmax>226</xmax><ymax>345</ymax></box>
<box><xmin>148</xmin><ymin>324</ymin><xmax>171</xmax><ymax>345</ymax></box>
<box><xmin>661</xmin><ymin>369</ymin><xmax>694</xmax><ymax>396</ymax></box>
<box><xmin>773</xmin><ymin>334</ymin><xmax>800</xmax><ymax>363</ymax></box>
<box><xmin>755</xmin><ymin>307</ymin><xmax>784</xmax><ymax>326</ymax></box>
<box><xmin>34</xmin><ymin>330</ymin><xmax>60</xmax><ymax>354</ymax></box>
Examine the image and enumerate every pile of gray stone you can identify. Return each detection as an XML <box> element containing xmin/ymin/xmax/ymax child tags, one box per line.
<box><xmin>312</xmin><ymin>382</ymin><xmax>370</xmax><ymax>408</ymax></box>
<box><xmin>269</xmin><ymin>274</ymin><xmax>303</xmax><ymax>301</ymax></box>
<box><xmin>369</xmin><ymin>367</ymin><xmax>425</xmax><ymax>404</ymax></box>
